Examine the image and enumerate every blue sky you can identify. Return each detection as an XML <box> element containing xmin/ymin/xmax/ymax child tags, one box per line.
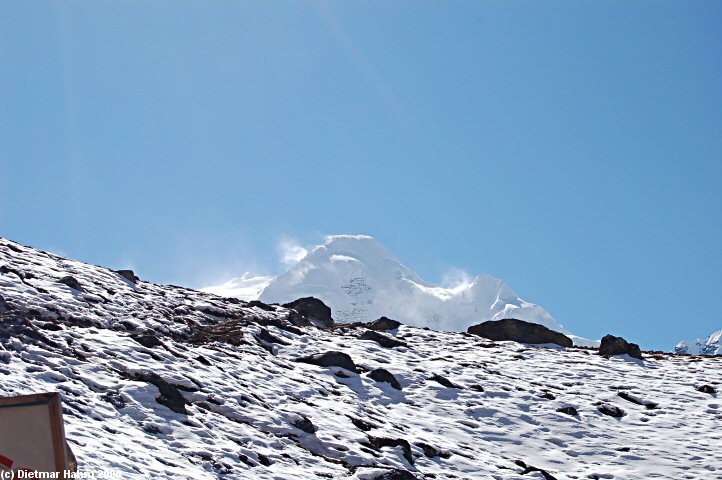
<box><xmin>1</xmin><ymin>1</ymin><xmax>721</xmax><ymax>350</ymax></box>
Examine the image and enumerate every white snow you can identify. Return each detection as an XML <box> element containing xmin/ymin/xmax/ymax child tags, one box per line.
<box><xmin>1</xmin><ymin>237</ymin><xmax>721</xmax><ymax>479</ymax></box>
<box><xmin>676</xmin><ymin>328</ymin><xmax>722</xmax><ymax>355</ymax></box>
<box><xmin>209</xmin><ymin>235</ymin><xmax>597</xmax><ymax>345</ymax></box>
<box><xmin>201</xmin><ymin>272</ymin><xmax>273</xmax><ymax>301</ymax></box>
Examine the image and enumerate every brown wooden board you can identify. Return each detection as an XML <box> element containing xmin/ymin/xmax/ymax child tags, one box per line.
<box><xmin>0</xmin><ymin>392</ymin><xmax>69</xmax><ymax>474</ymax></box>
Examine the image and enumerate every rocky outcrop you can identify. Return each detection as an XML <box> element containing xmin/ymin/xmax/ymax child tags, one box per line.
<box><xmin>115</xmin><ymin>269</ymin><xmax>139</xmax><ymax>283</ymax></box>
<box><xmin>428</xmin><ymin>374</ymin><xmax>462</xmax><ymax>389</ymax></box>
<box><xmin>697</xmin><ymin>384</ymin><xmax>716</xmax><ymax>394</ymax></box>
<box><xmin>255</xmin><ymin>327</ymin><xmax>290</xmax><ymax>345</ymax></box>
<box><xmin>467</xmin><ymin>319</ymin><xmax>573</xmax><ymax>347</ymax></box>
<box><xmin>374</xmin><ymin>469</ymin><xmax>417</xmax><ymax>480</ymax></box>
<box><xmin>126</xmin><ymin>372</ymin><xmax>188</xmax><ymax>414</ymax></box>
<box><xmin>359</xmin><ymin>330</ymin><xmax>407</xmax><ymax>348</ymax></box>
<box><xmin>296</xmin><ymin>351</ymin><xmax>356</xmax><ymax>372</ymax></box>
<box><xmin>368</xmin><ymin>368</ymin><xmax>402</xmax><ymax>390</ymax></box>
<box><xmin>366</xmin><ymin>316</ymin><xmax>402</xmax><ymax>331</ymax></box>
<box><xmin>58</xmin><ymin>275</ymin><xmax>84</xmax><ymax>292</ymax></box>
<box><xmin>290</xmin><ymin>414</ymin><xmax>317</xmax><ymax>434</ymax></box>
<box><xmin>283</xmin><ymin>297</ymin><xmax>333</xmax><ymax>328</ymax></box>
<box><xmin>597</xmin><ymin>403</ymin><xmax>625</xmax><ymax>418</ymax></box>
<box><xmin>415</xmin><ymin>442</ymin><xmax>451</xmax><ymax>459</ymax></box>
<box><xmin>366</xmin><ymin>436</ymin><xmax>413</xmax><ymax>465</ymax></box>
<box><xmin>598</xmin><ymin>334</ymin><xmax>643</xmax><ymax>360</ymax></box>
<box><xmin>515</xmin><ymin>460</ymin><xmax>558</xmax><ymax>480</ymax></box>
<box><xmin>556</xmin><ymin>406</ymin><xmax>578</xmax><ymax>416</ymax></box>
<box><xmin>618</xmin><ymin>392</ymin><xmax>658</xmax><ymax>409</ymax></box>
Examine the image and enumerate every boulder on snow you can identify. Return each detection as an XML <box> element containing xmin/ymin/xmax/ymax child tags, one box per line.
<box><xmin>127</xmin><ymin>372</ymin><xmax>188</xmax><ymax>414</ymax></box>
<box><xmin>359</xmin><ymin>330</ymin><xmax>408</xmax><ymax>348</ymax></box>
<box><xmin>366</xmin><ymin>436</ymin><xmax>413</xmax><ymax>465</ymax></box>
<box><xmin>132</xmin><ymin>334</ymin><xmax>163</xmax><ymax>348</ymax></box>
<box><xmin>283</xmin><ymin>297</ymin><xmax>334</xmax><ymax>329</ymax></box>
<box><xmin>368</xmin><ymin>368</ymin><xmax>402</xmax><ymax>390</ymax></box>
<box><xmin>696</xmin><ymin>384</ymin><xmax>716</xmax><ymax>394</ymax></box>
<box><xmin>115</xmin><ymin>269</ymin><xmax>139</xmax><ymax>283</ymax></box>
<box><xmin>556</xmin><ymin>406</ymin><xmax>578</xmax><ymax>416</ymax></box>
<box><xmin>290</xmin><ymin>414</ymin><xmax>317</xmax><ymax>434</ymax></box>
<box><xmin>255</xmin><ymin>327</ymin><xmax>291</xmax><ymax>346</ymax></box>
<box><xmin>428</xmin><ymin>374</ymin><xmax>462</xmax><ymax>389</ymax></box>
<box><xmin>58</xmin><ymin>275</ymin><xmax>84</xmax><ymax>292</ymax></box>
<box><xmin>598</xmin><ymin>334</ymin><xmax>643</xmax><ymax>360</ymax></box>
<box><xmin>373</xmin><ymin>469</ymin><xmax>418</xmax><ymax>480</ymax></box>
<box><xmin>597</xmin><ymin>403</ymin><xmax>625</xmax><ymax>418</ymax></box>
<box><xmin>415</xmin><ymin>442</ymin><xmax>451</xmax><ymax>459</ymax></box>
<box><xmin>296</xmin><ymin>351</ymin><xmax>356</xmax><ymax>372</ymax></box>
<box><xmin>467</xmin><ymin>319</ymin><xmax>573</xmax><ymax>348</ymax></box>
<box><xmin>366</xmin><ymin>316</ymin><xmax>402</xmax><ymax>331</ymax></box>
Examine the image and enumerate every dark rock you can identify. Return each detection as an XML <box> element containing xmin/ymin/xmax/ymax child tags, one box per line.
<box><xmin>128</xmin><ymin>372</ymin><xmax>188</xmax><ymax>414</ymax></box>
<box><xmin>260</xmin><ymin>318</ymin><xmax>305</xmax><ymax>336</ymax></box>
<box><xmin>248</xmin><ymin>300</ymin><xmax>275</xmax><ymax>311</ymax></box>
<box><xmin>359</xmin><ymin>330</ymin><xmax>408</xmax><ymax>349</ymax></box>
<box><xmin>115</xmin><ymin>269</ymin><xmax>139</xmax><ymax>283</ymax></box>
<box><xmin>0</xmin><ymin>294</ymin><xmax>11</xmax><ymax>313</ymax></box>
<box><xmin>256</xmin><ymin>453</ymin><xmax>272</xmax><ymax>466</ymax></box>
<box><xmin>367</xmin><ymin>436</ymin><xmax>413</xmax><ymax>464</ymax></box>
<box><xmin>556</xmin><ymin>406</ymin><xmax>578</xmax><ymax>416</ymax></box>
<box><xmin>58</xmin><ymin>276</ymin><xmax>84</xmax><ymax>292</ymax></box>
<box><xmin>597</xmin><ymin>403</ymin><xmax>625</xmax><ymax>418</ymax></box>
<box><xmin>415</xmin><ymin>442</ymin><xmax>451</xmax><ymax>459</ymax></box>
<box><xmin>618</xmin><ymin>392</ymin><xmax>658</xmax><ymax>409</ymax></box>
<box><xmin>287</xmin><ymin>310</ymin><xmax>312</xmax><ymax>327</ymax></box>
<box><xmin>290</xmin><ymin>415</ymin><xmax>317</xmax><ymax>434</ymax></box>
<box><xmin>374</xmin><ymin>468</ymin><xmax>418</xmax><ymax>480</ymax></box>
<box><xmin>366</xmin><ymin>316</ymin><xmax>401</xmax><ymax>331</ymax></box>
<box><xmin>0</xmin><ymin>312</ymin><xmax>60</xmax><ymax>348</ymax></box>
<box><xmin>539</xmin><ymin>391</ymin><xmax>556</xmax><ymax>400</ymax></box>
<box><xmin>132</xmin><ymin>334</ymin><xmax>163</xmax><ymax>348</ymax></box>
<box><xmin>375</xmin><ymin>469</ymin><xmax>417</xmax><ymax>480</ymax></box>
<box><xmin>255</xmin><ymin>328</ymin><xmax>290</xmax><ymax>346</ymax></box>
<box><xmin>283</xmin><ymin>297</ymin><xmax>333</xmax><ymax>328</ymax></box>
<box><xmin>296</xmin><ymin>351</ymin><xmax>356</xmax><ymax>372</ymax></box>
<box><xmin>101</xmin><ymin>391</ymin><xmax>128</xmax><ymax>409</ymax></box>
<box><xmin>515</xmin><ymin>460</ymin><xmax>558</xmax><ymax>480</ymax></box>
<box><xmin>254</xmin><ymin>338</ymin><xmax>275</xmax><ymax>355</ymax></box>
<box><xmin>368</xmin><ymin>368</ymin><xmax>402</xmax><ymax>390</ymax></box>
<box><xmin>697</xmin><ymin>384</ymin><xmax>717</xmax><ymax>394</ymax></box>
<box><xmin>350</xmin><ymin>416</ymin><xmax>377</xmax><ymax>431</ymax></box>
<box><xmin>195</xmin><ymin>355</ymin><xmax>211</xmax><ymax>366</ymax></box>
<box><xmin>598</xmin><ymin>334</ymin><xmax>643</xmax><ymax>360</ymax></box>
<box><xmin>429</xmin><ymin>374</ymin><xmax>462</xmax><ymax>389</ymax></box>
<box><xmin>469</xmin><ymin>384</ymin><xmax>485</xmax><ymax>392</ymax></box>
<box><xmin>467</xmin><ymin>319</ymin><xmax>573</xmax><ymax>348</ymax></box>
<box><xmin>38</xmin><ymin>322</ymin><xmax>62</xmax><ymax>331</ymax></box>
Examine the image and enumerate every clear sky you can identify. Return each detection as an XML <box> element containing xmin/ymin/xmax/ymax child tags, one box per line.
<box><xmin>1</xmin><ymin>1</ymin><xmax>721</xmax><ymax>350</ymax></box>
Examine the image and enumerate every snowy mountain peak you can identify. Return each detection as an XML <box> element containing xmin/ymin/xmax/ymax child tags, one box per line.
<box><xmin>675</xmin><ymin>328</ymin><xmax>722</xmax><ymax>355</ymax></box>
<box><xmin>207</xmin><ymin>235</ymin><xmax>595</xmax><ymax>345</ymax></box>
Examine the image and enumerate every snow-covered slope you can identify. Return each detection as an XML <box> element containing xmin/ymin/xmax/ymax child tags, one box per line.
<box><xmin>675</xmin><ymin>329</ymin><xmax>722</xmax><ymax>355</ymax></box>
<box><xmin>208</xmin><ymin>235</ymin><xmax>595</xmax><ymax>345</ymax></box>
<box><xmin>1</xmin><ymin>237</ymin><xmax>722</xmax><ymax>479</ymax></box>
<box><xmin>201</xmin><ymin>272</ymin><xmax>273</xmax><ymax>300</ymax></box>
